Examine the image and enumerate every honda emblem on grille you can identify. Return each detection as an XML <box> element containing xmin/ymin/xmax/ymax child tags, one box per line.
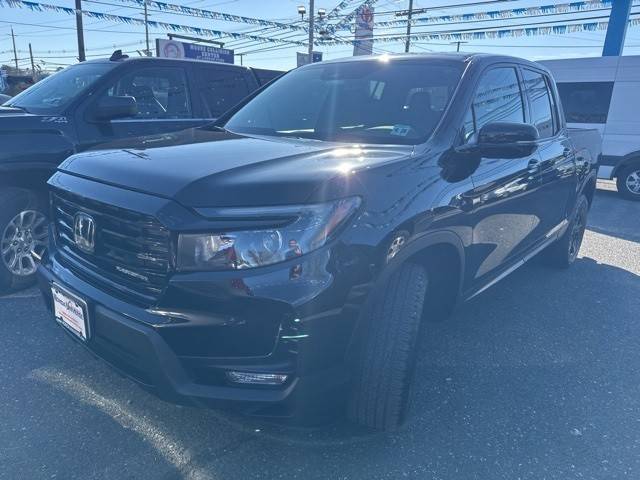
<box><xmin>73</xmin><ymin>212</ymin><xmax>96</xmax><ymax>254</ymax></box>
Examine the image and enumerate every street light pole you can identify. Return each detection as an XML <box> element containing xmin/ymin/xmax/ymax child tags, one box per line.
<box><xmin>144</xmin><ymin>0</ymin><xmax>150</xmax><ymax>56</ymax></box>
<box><xmin>308</xmin><ymin>0</ymin><xmax>315</xmax><ymax>61</ymax></box>
<box><xmin>75</xmin><ymin>0</ymin><xmax>86</xmax><ymax>62</ymax></box>
<box><xmin>405</xmin><ymin>0</ymin><xmax>414</xmax><ymax>53</ymax></box>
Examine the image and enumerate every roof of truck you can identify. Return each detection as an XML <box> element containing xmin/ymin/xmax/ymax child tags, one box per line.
<box><xmin>81</xmin><ymin>54</ymin><xmax>282</xmax><ymax>73</ymax></box>
<box><xmin>318</xmin><ymin>52</ymin><xmax>548</xmax><ymax>71</ymax></box>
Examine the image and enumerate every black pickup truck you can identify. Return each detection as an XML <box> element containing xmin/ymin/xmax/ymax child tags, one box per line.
<box><xmin>37</xmin><ymin>53</ymin><xmax>601</xmax><ymax>430</ymax></box>
<box><xmin>0</xmin><ymin>52</ymin><xmax>280</xmax><ymax>292</ymax></box>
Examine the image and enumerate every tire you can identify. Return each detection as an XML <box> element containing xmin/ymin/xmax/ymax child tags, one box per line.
<box><xmin>0</xmin><ymin>188</ymin><xmax>48</xmax><ymax>294</ymax></box>
<box><xmin>616</xmin><ymin>164</ymin><xmax>640</xmax><ymax>201</ymax></box>
<box><xmin>347</xmin><ymin>262</ymin><xmax>428</xmax><ymax>431</ymax></box>
<box><xmin>542</xmin><ymin>195</ymin><xmax>589</xmax><ymax>269</ymax></box>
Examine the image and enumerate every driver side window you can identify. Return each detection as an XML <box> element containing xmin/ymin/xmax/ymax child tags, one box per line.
<box><xmin>463</xmin><ymin>67</ymin><xmax>525</xmax><ymax>143</ymax></box>
<box><xmin>101</xmin><ymin>67</ymin><xmax>192</xmax><ymax>120</ymax></box>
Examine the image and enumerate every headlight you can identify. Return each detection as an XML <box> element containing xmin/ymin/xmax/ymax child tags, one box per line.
<box><xmin>177</xmin><ymin>197</ymin><xmax>361</xmax><ymax>271</ymax></box>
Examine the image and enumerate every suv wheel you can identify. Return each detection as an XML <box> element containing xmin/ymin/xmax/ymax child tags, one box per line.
<box><xmin>0</xmin><ymin>189</ymin><xmax>48</xmax><ymax>294</ymax></box>
<box><xmin>542</xmin><ymin>195</ymin><xmax>588</xmax><ymax>269</ymax></box>
<box><xmin>616</xmin><ymin>164</ymin><xmax>640</xmax><ymax>201</ymax></box>
<box><xmin>347</xmin><ymin>262</ymin><xmax>428</xmax><ymax>431</ymax></box>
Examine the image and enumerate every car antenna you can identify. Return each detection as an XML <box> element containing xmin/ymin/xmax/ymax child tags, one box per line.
<box><xmin>110</xmin><ymin>50</ymin><xmax>129</xmax><ymax>61</ymax></box>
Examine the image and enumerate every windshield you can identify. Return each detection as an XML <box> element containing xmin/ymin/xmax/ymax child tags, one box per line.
<box><xmin>225</xmin><ymin>59</ymin><xmax>463</xmax><ymax>145</ymax></box>
<box><xmin>7</xmin><ymin>62</ymin><xmax>114</xmax><ymax>114</ymax></box>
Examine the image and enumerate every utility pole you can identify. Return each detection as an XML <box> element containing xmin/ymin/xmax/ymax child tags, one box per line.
<box><xmin>237</xmin><ymin>53</ymin><xmax>244</xmax><ymax>66</ymax></box>
<box><xmin>11</xmin><ymin>27</ymin><xmax>18</xmax><ymax>70</ymax></box>
<box><xmin>451</xmin><ymin>41</ymin><xmax>467</xmax><ymax>52</ymax></box>
<box><xmin>75</xmin><ymin>0</ymin><xmax>86</xmax><ymax>61</ymax></box>
<box><xmin>29</xmin><ymin>43</ymin><xmax>35</xmax><ymax>77</ymax></box>
<box><xmin>144</xmin><ymin>0</ymin><xmax>150</xmax><ymax>56</ymax></box>
<box><xmin>308</xmin><ymin>0</ymin><xmax>315</xmax><ymax>61</ymax></box>
<box><xmin>404</xmin><ymin>0</ymin><xmax>414</xmax><ymax>53</ymax></box>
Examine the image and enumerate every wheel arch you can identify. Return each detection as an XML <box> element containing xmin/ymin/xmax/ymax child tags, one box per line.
<box><xmin>0</xmin><ymin>163</ymin><xmax>55</xmax><ymax>199</ymax></box>
<box><xmin>385</xmin><ymin>230</ymin><xmax>465</xmax><ymax>293</ymax></box>
<box><xmin>612</xmin><ymin>153</ymin><xmax>640</xmax><ymax>178</ymax></box>
<box><xmin>345</xmin><ymin>229</ymin><xmax>466</xmax><ymax>365</ymax></box>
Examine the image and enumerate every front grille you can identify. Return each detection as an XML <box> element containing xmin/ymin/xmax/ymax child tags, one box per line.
<box><xmin>52</xmin><ymin>190</ymin><xmax>172</xmax><ymax>305</ymax></box>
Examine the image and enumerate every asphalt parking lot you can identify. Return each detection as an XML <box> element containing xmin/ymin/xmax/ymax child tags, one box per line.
<box><xmin>1</xmin><ymin>182</ymin><xmax>638</xmax><ymax>480</ymax></box>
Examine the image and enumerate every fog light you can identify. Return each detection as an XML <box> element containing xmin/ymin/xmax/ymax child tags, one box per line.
<box><xmin>227</xmin><ymin>371</ymin><xmax>288</xmax><ymax>385</ymax></box>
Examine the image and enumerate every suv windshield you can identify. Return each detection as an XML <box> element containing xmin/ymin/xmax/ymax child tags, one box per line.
<box><xmin>225</xmin><ymin>59</ymin><xmax>463</xmax><ymax>145</ymax></box>
<box><xmin>7</xmin><ymin>62</ymin><xmax>114</xmax><ymax>114</ymax></box>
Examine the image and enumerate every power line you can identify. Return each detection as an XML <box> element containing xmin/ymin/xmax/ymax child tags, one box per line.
<box><xmin>395</xmin><ymin>0</ymin><xmax>520</xmax><ymax>17</ymax></box>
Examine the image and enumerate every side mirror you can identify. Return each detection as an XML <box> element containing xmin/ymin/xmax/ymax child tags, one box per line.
<box><xmin>476</xmin><ymin>122</ymin><xmax>539</xmax><ymax>158</ymax></box>
<box><xmin>92</xmin><ymin>95</ymin><xmax>137</xmax><ymax>121</ymax></box>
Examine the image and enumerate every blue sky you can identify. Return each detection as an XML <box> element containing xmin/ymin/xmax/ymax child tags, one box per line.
<box><xmin>1</xmin><ymin>0</ymin><xmax>640</xmax><ymax>72</ymax></box>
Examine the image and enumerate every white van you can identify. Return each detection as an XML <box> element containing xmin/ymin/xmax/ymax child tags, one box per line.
<box><xmin>542</xmin><ymin>55</ymin><xmax>640</xmax><ymax>200</ymax></box>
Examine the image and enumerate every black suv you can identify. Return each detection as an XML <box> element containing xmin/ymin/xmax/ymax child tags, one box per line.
<box><xmin>37</xmin><ymin>54</ymin><xmax>601</xmax><ymax>430</ymax></box>
<box><xmin>0</xmin><ymin>53</ymin><xmax>280</xmax><ymax>293</ymax></box>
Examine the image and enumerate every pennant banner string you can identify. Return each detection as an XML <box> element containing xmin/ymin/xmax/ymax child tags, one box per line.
<box><xmin>321</xmin><ymin>16</ymin><xmax>640</xmax><ymax>45</ymax></box>
<box><xmin>0</xmin><ymin>0</ymin><xmax>306</xmax><ymax>45</ymax></box>
<box><xmin>368</xmin><ymin>0</ymin><xmax>621</xmax><ymax>30</ymax></box>
<box><xmin>108</xmin><ymin>0</ymin><xmax>309</xmax><ymax>32</ymax></box>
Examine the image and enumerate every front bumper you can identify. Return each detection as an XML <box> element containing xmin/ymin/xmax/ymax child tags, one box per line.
<box><xmin>37</xmin><ymin>247</ymin><xmax>369</xmax><ymax>418</ymax></box>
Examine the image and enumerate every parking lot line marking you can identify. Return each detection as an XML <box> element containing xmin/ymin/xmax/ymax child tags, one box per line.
<box><xmin>29</xmin><ymin>367</ymin><xmax>216</xmax><ymax>480</ymax></box>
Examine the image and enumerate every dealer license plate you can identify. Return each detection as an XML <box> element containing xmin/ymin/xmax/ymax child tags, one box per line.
<box><xmin>51</xmin><ymin>284</ymin><xmax>89</xmax><ymax>340</ymax></box>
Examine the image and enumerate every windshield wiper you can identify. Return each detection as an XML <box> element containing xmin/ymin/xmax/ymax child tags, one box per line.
<box><xmin>199</xmin><ymin>123</ymin><xmax>227</xmax><ymax>132</ymax></box>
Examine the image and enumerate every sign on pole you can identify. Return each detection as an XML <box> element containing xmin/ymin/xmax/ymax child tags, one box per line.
<box><xmin>156</xmin><ymin>39</ymin><xmax>235</xmax><ymax>64</ymax></box>
<box><xmin>353</xmin><ymin>5</ymin><xmax>374</xmax><ymax>56</ymax></box>
<box><xmin>297</xmin><ymin>51</ymin><xmax>323</xmax><ymax>67</ymax></box>
<box><xmin>0</xmin><ymin>69</ymin><xmax>7</xmax><ymax>94</ymax></box>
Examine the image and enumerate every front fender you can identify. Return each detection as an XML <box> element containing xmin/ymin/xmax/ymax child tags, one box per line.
<box><xmin>0</xmin><ymin>130</ymin><xmax>74</xmax><ymax>189</ymax></box>
<box><xmin>380</xmin><ymin>229</ymin><xmax>465</xmax><ymax>295</ymax></box>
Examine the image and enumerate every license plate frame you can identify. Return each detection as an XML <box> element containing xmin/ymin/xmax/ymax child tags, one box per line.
<box><xmin>51</xmin><ymin>283</ymin><xmax>90</xmax><ymax>341</ymax></box>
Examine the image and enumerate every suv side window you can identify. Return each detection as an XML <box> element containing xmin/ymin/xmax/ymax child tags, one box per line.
<box><xmin>102</xmin><ymin>66</ymin><xmax>192</xmax><ymax>119</ymax></box>
<box><xmin>198</xmin><ymin>67</ymin><xmax>252</xmax><ymax>117</ymax></box>
<box><xmin>556</xmin><ymin>81</ymin><xmax>614</xmax><ymax>123</ymax></box>
<box><xmin>522</xmin><ymin>69</ymin><xmax>555</xmax><ymax>138</ymax></box>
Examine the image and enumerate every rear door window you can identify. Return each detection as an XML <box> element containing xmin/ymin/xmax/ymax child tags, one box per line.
<box><xmin>522</xmin><ymin>69</ymin><xmax>555</xmax><ymax>138</ymax></box>
<box><xmin>252</xmin><ymin>68</ymin><xmax>283</xmax><ymax>85</ymax></box>
<box><xmin>556</xmin><ymin>81</ymin><xmax>614</xmax><ymax>123</ymax></box>
<box><xmin>197</xmin><ymin>67</ymin><xmax>252</xmax><ymax>118</ymax></box>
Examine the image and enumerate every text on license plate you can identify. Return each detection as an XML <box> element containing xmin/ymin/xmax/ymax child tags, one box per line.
<box><xmin>51</xmin><ymin>285</ymin><xmax>88</xmax><ymax>340</ymax></box>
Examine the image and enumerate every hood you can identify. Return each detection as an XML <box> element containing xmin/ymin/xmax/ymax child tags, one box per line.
<box><xmin>59</xmin><ymin>127</ymin><xmax>413</xmax><ymax>207</ymax></box>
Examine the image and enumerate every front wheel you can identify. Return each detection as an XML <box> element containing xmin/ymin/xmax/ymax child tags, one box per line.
<box><xmin>347</xmin><ymin>262</ymin><xmax>428</xmax><ymax>431</ymax></box>
<box><xmin>0</xmin><ymin>189</ymin><xmax>48</xmax><ymax>294</ymax></box>
<box><xmin>616</xmin><ymin>164</ymin><xmax>640</xmax><ymax>201</ymax></box>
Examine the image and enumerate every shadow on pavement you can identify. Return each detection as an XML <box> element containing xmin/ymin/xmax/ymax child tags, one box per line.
<box><xmin>154</xmin><ymin>255</ymin><xmax>640</xmax><ymax>479</ymax></box>
<box><xmin>588</xmin><ymin>189</ymin><xmax>640</xmax><ymax>242</ymax></box>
